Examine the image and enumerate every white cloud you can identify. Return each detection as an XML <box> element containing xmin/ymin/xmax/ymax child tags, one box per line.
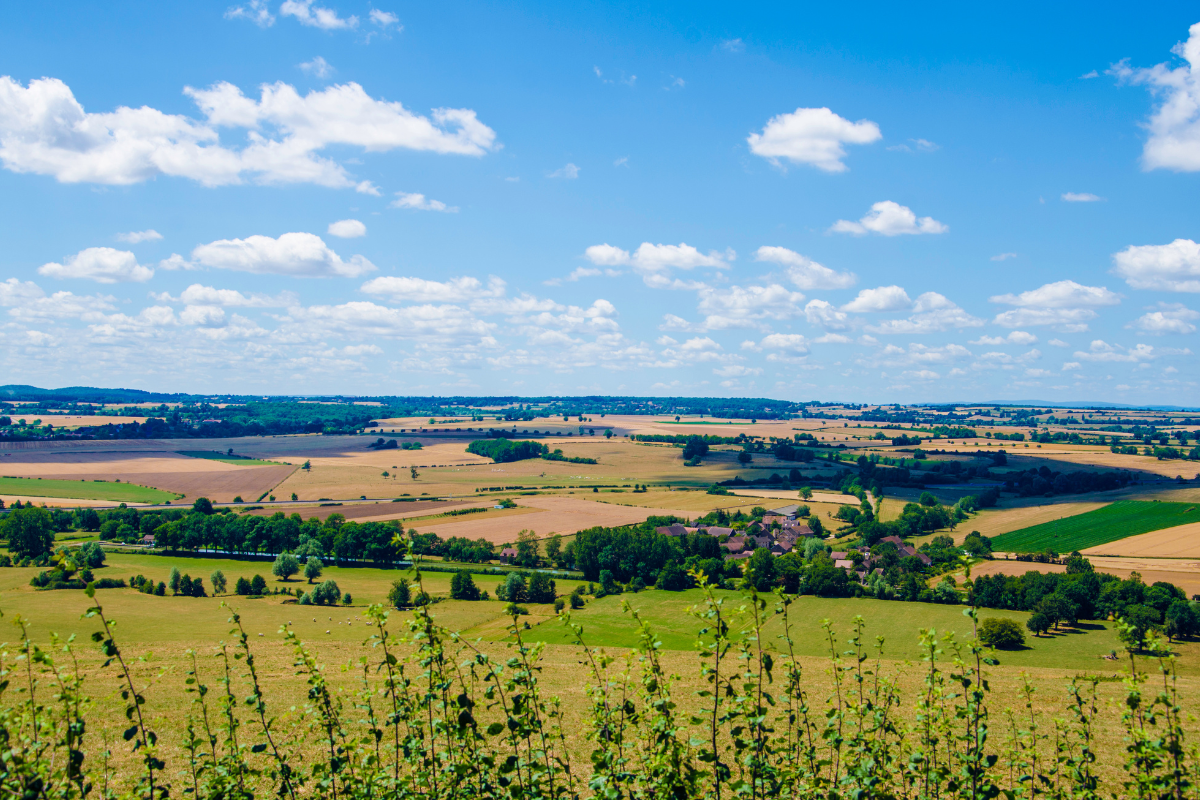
<box><xmin>994</xmin><ymin>308</ymin><xmax>1098</xmax><ymax>331</ymax></box>
<box><xmin>360</xmin><ymin>275</ymin><xmax>506</xmax><ymax>304</ymax></box>
<box><xmin>280</xmin><ymin>0</ymin><xmax>358</xmax><ymax>30</ymax></box>
<box><xmin>158</xmin><ymin>253</ymin><xmax>201</xmax><ymax>271</ymax></box>
<box><xmin>38</xmin><ymin>247</ymin><xmax>154</xmax><ymax>283</ymax></box>
<box><xmin>225</xmin><ymin>0</ymin><xmax>274</xmax><ymax>26</ymax></box>
<box><xmin>831</xmin><ymin>201</ymin><xmax>947</xmax><ymax>236</ymax></box>
<box><xmin>866</xmin><ymin>292</ymin><xmax>984</xmax><ymax>334</ymax></box>
<box><xmin>390</xmin><ymin>191</ymin><xmax>457</xmax><ymax>212</ymax></box>
<box><xmin>696</xmin><ymin>283</ymin><xmax>805</xmax><ymax>329</ymax></box>
<box><xmin>1080</xmin><ymin>70</ymin><xmax>1099</xmax><ymax>79</ymax></box>
<box><xmin>1062</xmin><ymin>192</ymin><xmax>1103</xmax><ymax>202</ymax></box>
<box><xmin>991</xmin><ymin>252</ymin><xmax>1018</xmax><ymax>261</ymax></box>
<box><xmin>970</xmin><ymin>331</ymin><xmax>1038</xmax><ymax>345</ymax></box>
<box><xmin>804</xmin><ymin>299</ymin><xmax>852</xmax><ymax>331</ymax></box>
<box><xmin>0</xmin><ymin>277</ymin><xmax>47</xmax><ymax>306</ymax></box>
<box><xmin>178</xmin><ymin>284</ymin><xmax>297</xmax><ymax>307</ymax></box>
<box><xmin>0</xmin><ymin>76</ymin><xmax>496</xmax><ymax>190</ymax></box>
<box><xmin>327</xmin><ymin>218</ymin><xmax>366</xmax><ymax>238</ymax></box>
<box><xmin>1109</xmin><ymin>22</ymin><xmax>1200</xmax><ymax>171</ymax></box>
<box><xmin>842</xmin><ymin>285</ymin><xmax>912</xmax><ymax>313</ymax></box>
<box><xmin>991</xmin><ymin>280</ymin><xmax>1121</xmax><ymax>309</ymax></box>
<box><xmin>1062</xmin><ymin>361</ymin><xmax>1081</xmax><ymax>371</ymax></box>
<box><xmin>1074</xmin><ymin>340</ymin><xmax>1160</xmax><ymax>363</ymax></box>
<box><xmin>370</xmin><ymin>9</ymin><xmax>400</xmax><ymax>28</ymax></box>
<box><xmin>1112</xmin><ymin>239</ymin><xmax>1200</xmax><ymax>292</ymax></box>
<box><xmin>720</xmin><ymin>38</ymin><xmax>745</xmax><ymax>53</ymax></box>
<box><xmin>1049</xmin><ymin>338</ymin><xmax>1070</xmax><ymax>347</ymax></box>
<box><xmin>585</xmin><ymin>242</ymin><xmax>731</xmax><ymax>278</ymax></box>
<box><xmin>758</xmin><ymin>333</ymin><xmax>810</xmax><ymax>358</ymax></box>
<box><xmin>299</xmin><ymin>57</ymin><xmax>334</xmax><ymax>79</ymax></box>
<box><xmin>746</xmin><ymin>107</ymin><xmax>881</xmax><ymax>172</ymax></box>
<box><xmin>754</xmin><ymin>246</ymin><xmax>856</xmax><ymax>289</ymax></box>
<box><xmin>887</xmin><ymin>138</ymin><xmax>940</xmax><ymax>153</ymax></box>
<box><xmin>547</xmin><ymin>163</ymin><xmax>579</xmax><ymax>179</ymax></box>
<box><xmin>1130</xmin><ymin>304</ymin><xmax>1199</xmax><ymax>334</ymax></box>
<box><xmin>116</xmin><ymin>229</ymin><xmax>162</xmax><ymax>244</ymax></box>
<box><xmin>191</xmin><ymin>232</ymin><xmax>375</xmax><ymax>278</ymax></box>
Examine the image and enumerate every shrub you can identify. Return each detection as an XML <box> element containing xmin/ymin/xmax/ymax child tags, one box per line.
<box><xmin>342</xmin><ymin>592</ymin><xmax>352</xmax><ymax>605</ymax></box>
<box><xmin>979</xmin><ymin>617</ymin><xmax>1025</xmax><ymax>649</ymax></box>
<box><xmin>235</xmin><ymin>576</ymin><xmax>252</xmax><ymax>595</ymax></box>
<box><xmin>250</xmin><ymin>574</ymin><xmax>267</xmax><ymax>595</ymax></box>
<box><xmin>210</xmin><ymin>570</ymin><xmax>227</xmax><ymax>594</ymax></box>
<box><xmin>449</xmin><ymin>570</ymin><xmax>481</xmax><ymax>601</ymax></box>
<box><xmin>388</xmin><ymin>579</ymin><xmax>411</xmax><ymax>609</ymax></box>
<box><xmin>311</xmin><ymin>580</ymin><xmax>342</xmax><ymax>606</ymax></box>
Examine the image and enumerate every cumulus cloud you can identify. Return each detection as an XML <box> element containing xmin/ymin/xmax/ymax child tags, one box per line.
<box><xmin>1112</xmin><ymin>239</ymin><xmax>1200</xmax><ymax>291</ymax></box>
<box><xmin>970</xmin><ymin>331</ymin><xmax>1038</xmax><ymax>345</ymax></box>
<box><xmin>1074</xmin><ymin>340</ymin><xmax>1160</xmax><ymax>363</ymax></box>
<box><xmin>753</xmin><ymin>246</ymin><xmax>856</xmax><ymax>289</ymax></box>
<box><xmin>1062</xmin><ymin>192</ymin><xmax>1103</xmax><ymax>202</ymax></box>
<box><xmin>747</xmin><ymin>107</ymin><xmax>881</xmax><ymax>172</ymax></box>
<box><xmin>116</xmin><ymin>229</ymin><xmax>162</xmax><ymax>244</ymax></box>
<box><xmin>225</xmin><ymin>0</ymin><xmax>274</xmax><ymax>26</ymax></box>
<box><xmin>547</xmin><ymin>163</ymin><xmax>580</xmax><ymax>179</ymax></box>
<box><xmin>191</xmin><ymin>232</ymin><xmax>375</xmax><ymax>277</ymax></box>
<box><xmin>990</xmin><ymin>280</ymin><xmax>1119</xmax><ymax>330</ymax></box>
<box><xmin>327</xmin><ymin>219</ymin><xmax>366</xmax><ymax>238</ymax></box>
<box><xmin>831</xmin><ymin>201</ymin><xmax>947</xmax><ymax>236</ymax></box>
<box><xmin>360</xmin><ymin>275</ymin><xmax>506</xmax><ymax>303</ymax></box>
<box><xmin>866</xmin><ymin>292</ymin><xmax>984</xmax><ymax>334</ymax></box>
<box><xmin>280</xmin><ymin>0</ymin><xmax>358</xmax><ymax>30</ymax></box>
<box><xmin>38</xmin><ymin>247</ymin><xmax>154</xmax><ymax>283</ymax></box>
<box><xmin>0</xmin><ymin>76</ymin><xmax>496</xmax><ymax>190</ymax></box>
<box><xmin>178</xmin><ymin>284</ymin><xmax>297</xmax><ymax>307</ymax></box>
<box><xmin>584</xmin><ymin>242</ymin><xmax>732</xmax><ymax>280</ymax></box>
<box><xmin>804</xmin><ymin>299</ymin><xmax>852</xmax><ymax>331</ymax></box>
<box><xmin>1129</xmin><ymin>303</ymin><xmax>1199</xmax><ymax>334</ymax></box>
<box><xmin>1109</xmin><ymin>22</ymin><xmax>1200</xmax><ymax>171</ymax></box>
<box><xmin>370</xmin><ymin>9</ymin><xmax>400</xmax><ymax>28</ymax></box>
<box><xmin>842</xmin><ymin>285</ymin><xmax>912</xmax><ymax>313</ymax></box>
<box><xmin>695</xmin><ymin>283</ymin><xmax>805</xmax><ymax>329</ymax></box>
<box><xmin>390</xmin><ymin>191</ymin><xmax>457</xmax><ymax>212</ymax></box>
<box><xmin>991</xmin><ymin>252</ymin><xmax>1018</xmax><ymax>261</ymax></box>
<box><xmin>299</xmin><ymin>57</ymin><xmax>334</xmax><ymax>79</ymax></box>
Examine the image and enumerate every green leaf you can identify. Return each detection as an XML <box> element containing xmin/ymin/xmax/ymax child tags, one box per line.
<box><xmin>123</xmin><ymin>725</ymin><xmax>138</xmax><ymax>741</ymax></box>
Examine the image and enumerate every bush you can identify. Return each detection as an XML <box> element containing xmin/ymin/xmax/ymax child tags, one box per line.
<box><xmin>342</xmin><ymin>592</ymin><xmax>352</xmax><ymax>605</ymax></box>
<box><xmin>449</xmin><ymin>571</ymin><xmax>481</xmax><ymax>600</ymax></box>
<box><xmin>554</xmin><ymin>597</ymin><xmax>565</xmax><ymax>612</ymax></box>
<box><xmin>210</xmin><ymin>570</ymin><xmax>227</xmax><ymax>594</ymax></box>
<box><xmin>388</xmin><ymin>579</ymin><xmax>412</xmax><ymax>609</ymax></box>
<box><xmin>235</xmin><ymin>576</ymin><xmax>252</xmax><ymax>595</ymax></box>
<box><xmin>979</xmin><ymin>617</ymin><xmax>1025</xmax><ymax>649</ymax></box>
<box><xmin>250</xmin><ymin>574</ymin><xmax>267</xmax><ymax>595</ymax></box>
<box><xmin>311</xmin><ymin>580</ymin><xmax>342</xmax><ymax>606</ymax></box>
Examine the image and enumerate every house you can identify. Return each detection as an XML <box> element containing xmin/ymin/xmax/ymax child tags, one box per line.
<box><xmin>499</xmin><ymin>547</ymin><xmax>518</xmax><ymax>564</ymax></box>
<box><xmin>726</xmin><ymin>550</ymin><xmax>753</xmax><ymax>561</ymax></box>
<box><xmin>751</xmin><ymin>534</ymin><xmax>772</xmax><ymax>549</ymax></box>
<box><xmin>701</xmin><ymin>526</ymin><xmax>735</xmax><ymax>537</ymax></box>
<box><xmin>655</xmin><ymin>523</ymin><xmax>689</xmax><ymax>537</ymax></box>
<box><xmin>139</xmin><ymin>534</ymin><xmax>154</xmax><ymax>546</ymax></box>
<box><xmin>829</xmin><ymin>551</ymin><xmax>848</xmax><ymax>561</ymax></box>
<box><xmin>834</xmin><ymin>559</ymin><xmax>854</xmax><ymax>570</ymax></box>
<box><xmin>770</xmin><ymin>540</ymin><xmax>794</xmax><ymax>555</ymax></box>
<box><xmin>764</xmin><ymin>504</ymin><xmax>800</xmax><ymax>521</ymax></box>
<box><xmin>721</xmin><ymin>537</ymin><xmax>747</xmax><ymax>554</ymax></box>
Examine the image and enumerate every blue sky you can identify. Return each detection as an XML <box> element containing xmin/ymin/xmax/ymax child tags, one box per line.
<box><xmin>2</xmin><ymin>2</ymin><xmax>1199</xmax><ymax>403</ymax></box>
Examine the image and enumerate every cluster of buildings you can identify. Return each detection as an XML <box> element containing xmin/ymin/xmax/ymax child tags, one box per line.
<box><xmin>655</xmin><ymin>504</ymin><xmax>816</xmax><ymax>561</ymax></box>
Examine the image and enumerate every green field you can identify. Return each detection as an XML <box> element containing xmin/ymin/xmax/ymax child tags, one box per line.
<box><xmin>0</xmin><ymin>552</ymin><xmax>1142</xmax><ymax>673</ymax></box>
<box><xmin>0</xmin><ymin>476</ymin><xmax>178</xmax><ymax>503</ymax></box>
<box><xmin>177</xmin><ymin>450</ymin><xmax>282</xmax><ymax>465</ymax></box>
<box><xmin>991</xmin><ymin>500</ymin><xmax>1200</xmax><ymax>553</ymax></box>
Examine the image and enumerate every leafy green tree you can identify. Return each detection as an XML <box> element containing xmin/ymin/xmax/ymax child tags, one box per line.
<box><xmin>1026</xmin><ymin>611</ymin><xmax>1052</xmax><ymax>637</ymax></box>
<box><xmin>250</xmin><ymin>574</ymin><xmax>267</xmax><ymax>595</ymax></box>
<box><xmin>498</xmin><ymin>573</ymin><xmax>528</xmax><ymax>602</ymax></box>
<box><xmin>515</xmin><ymin>529</ymin><xmax>539</xmax><ymax>568</ymax></box>
<box><xmin>681</xmin><ymin>436</ymin><xmax>709</xmax><ymax>461</ymax></box>
<box><xmin>304</xmin><ymin>556</ymin><xmax>324</xmax><ymax>583</ymax></box>
<box><xmin>527</xmin><ymin>572</ymin><xmax>556</xmax><ymax>603</ymax></box>
<box><xmin>544</xmin><ymin>533</ymin><xmax>562</xmax><ymax>566</ymax></box>
<box><xmin>388</xmin><ymin>579</ymin><xmax>411</xmax><ymax>608</ymax></box>
<box><xmin>272</xmin><ymin>552</ymin><xmax>300</xmax><ymax>581</ymax></box>
<box><xmin>737</xmin><ymin>451</ymin><xmax>753</xmax><ymax>464</ymax></box>
<box><xmin>312</xmin><ymin>579</ymin><xmax>342</xmax><ymax>605</ymax></box>
<box><xmin>1165</xmin><ymin>600</ymin><xmax>1198</xmax><ymax>642</ymax></box>
<box><xmin>210</xmin><ymin>570</ymin><xmax>227</xmax><ymax>594</ymax></box>
<box><xmin>4</xmin><ymin>506</ymin><xmax>55</xmax><ymax>560</ymax></box>
<box><xmin>235</xmin><ymin>576</ymin><xmax>251</xmax><ymax>595</ymax></box>
<box><xmin>745</xmin><ymin>548</ymin><xmax>777</xmax><ymax>591</ymax></box>
<box><xmin>599</xmin><ymin>569</ymin><xmax>620</xmax><ymax>597</ymax></box>
<box><xmin>78</xmin><ymin>541</ymin><xmax>106</xmax><ymax>568</ymax></box>
<box><xmin>1119</xmin><ymin>605</ymin><xmax>1162</xmax><ymax>650</ymax></box>
<box><xmin>168</xmin><ymin>567</ymin><xmax>181</xmax><ymax>595</ymax></box>
<box><xmin>656</xmin><ymin>561</ymin><xmax>689</xmax><ymax>591</ymax></box>
<box><xmin>192</xmin><ymin>497</ymin><xmax>214</xmax><ymax>515</ymax></box>
<box><xmin>450</xmin><ymin>570</ymin><xmax>481</xmax><ymax>600</ymax></box>
<box><xmin>799</xmin><ymin>486</ymin><xmax>814</xmax><ymax>500</ymax></box>
<box><xmin>979</xmin><ymin>618</ymin><xmax>1025</xmax><ymax>649</ymax></box>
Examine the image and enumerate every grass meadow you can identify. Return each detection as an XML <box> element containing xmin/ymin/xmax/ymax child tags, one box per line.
<box><xmin>990</xmin><ymin>499</ymin><xmax>1200</xmax><ymax>553</ymax></box>
<box><xmin>0</xmin><ymin>475</ymin><xmax>178</xmax><ymax>503</ymax></box>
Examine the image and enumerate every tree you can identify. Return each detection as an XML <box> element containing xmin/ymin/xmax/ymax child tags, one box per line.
<box><xmin>272</xmin><ymin>552</ymin><xmax>300</xmax><ymax>581</ymax></box>
<box><xmin>681</xmin><ymin>436</ymin><xmax>709</xmax><ymax>461</ymax></box>
<box><xmin>450</xmin><ymin>570</ymin><xmax>482</xmax><ymax>600</ymax></box>
<box><xmin>979</xmin><ymin>617</ymin><xmax>1025</xmax><ymax>649</ymax></box>
<box><xmin>799</xmin><ymin>487</ymin><xmax>814</xmax><ymax>500</ymax></box>
<box><xmin>210</xmin><ymin>570</ymin><xmax>227</xmax><ymax>595</ymax></box>
<box><xmin>78</xmin><ymin>507</ymin><xmax>101</xmax><ymax>531</ymax></box>
<box><xmin>745</xmin><ymin>548</ymin><xmax>777</xmax><ymax>591</ymax></box>
<box><xmin>4</xmin><ymin>507</ymin><xmax>55</xmax><ymax>561</ymax></box>
<box><xmin>388</xmin><ymin>579</ymin><xmax>412</xmax><ymax>608</ymax></box>
<box><xmin>169</xmin><ymin>567</ymin><xmax>182</xmax><ymax>595</ymax></box>
<box><xmin>1064</xmin><ymin>551</ymin><xmax>1093</xmax><ymax>574</ymax></box>
<box><xmin>737</xmin><ymin>452</ymin><xmax>753</xmax><ymax>465</ymax></box>
<box><xmin>515</xmin><ymin>530</ymin><xmax>539</xmax><ymax>568</ymax></box>
<box><xmin>312</xmin><ymin>580</ymin><xmax>342</xmax><ymax>605</ymax></box>
<box><xmin>497</xmin><ymin>573</ymin><xmax>528</xmax><ymax>603</ymax></box>
<box><xmin>1026</xmin><ymin>611</ymin><xmax>1052</xmax><ymax>637</ymax></box>
<box><xmin>235</xmin><ymin>576</ymin><xmax>252</xmax><ymax>595</ymax></box>
<box><xmin>304</xmin><ymin>556</ymin><xmax>324</xmax><ymax>583</ymax></box>
<box><xmin>250</xmin><ymin>574</ymin><xmax>267</xmax><ymax>595</ymax></box>
<box><xmin>656</xmin><ymin>561</ymin><xmax>690</xmax><ymax>591</ymax></box>
<box><xmin>918</xmin><ymin>492</ymin><xmax>939</xmax><ymax>507</ymax></box>
<box><xmin>1119</xmin><ymin>605</ymin><xmax>1162</xmax><ymax>650</ymax></box>
<box><xmin>599</xmin><ymin>569</ymin><xmax>620</xmax><ymax>597</ymax></box>
<box><xmin>78</xmin><ymin>541</ymin><xmax>106</xmax><ymax>568</ymax></box>
<box><xmin>192</xmin><ymin>497</ymin><xmax>214</xmax><ymax>515</ymax></box>
<box><xmin>410</xmin><ymin>466</ymin><xmax>419</xmax><ymax>480</ymax></box>
<box><xmin>545</xmin><ymin>533</ymin><xmax>562</xmax><ymax>566</ymax></box>
<box><xmin>527</xmin><ymin>572</ymin><xmax>556</xmax><ymax>603</ymax></box>
<box><xmin>1165</xmin><ymin>600</ymin><xmax>1198</xmax><ymax>642</ymax></box>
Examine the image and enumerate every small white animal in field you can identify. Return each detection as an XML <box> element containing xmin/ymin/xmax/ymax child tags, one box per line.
<box><xmin>326</xmin><ymin>630</ymin><xmax>331</xmax><ymax>634</ymax></box>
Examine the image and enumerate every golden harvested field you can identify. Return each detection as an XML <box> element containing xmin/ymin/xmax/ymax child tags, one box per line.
<box><xmin>9</xmin><ymin>414</ymin><xmax>150</xmax><ymax>427</ymax></box>
<box><xmin>407</xmin><ymin>495</ymin><xmax>707</xmax><ymax>542</ymax></box>
<box><xmin>1081</xmin><ymin>522</ymin><xmax>1200</xmax><ymax>558</ymax></box>
<box><xmin>958</xmin><ymin>501</ymin><xmax>1109</xmax><ymax>542</ymax></box>
<box><xmin>966</xmin><ymin>557</ymin><xmax>1200</xmax><ymax>596</ymax></box>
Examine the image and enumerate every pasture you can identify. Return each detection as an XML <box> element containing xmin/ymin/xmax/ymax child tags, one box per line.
<box><xmin>990</xmin><ymin>500</ymin><xmax>1200</xmax><ymax>553</ymax></box>
<box><xmin>0</xmin><ymin>475</ymin><xmax>176</xmax><ymax>503</ymax></box>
